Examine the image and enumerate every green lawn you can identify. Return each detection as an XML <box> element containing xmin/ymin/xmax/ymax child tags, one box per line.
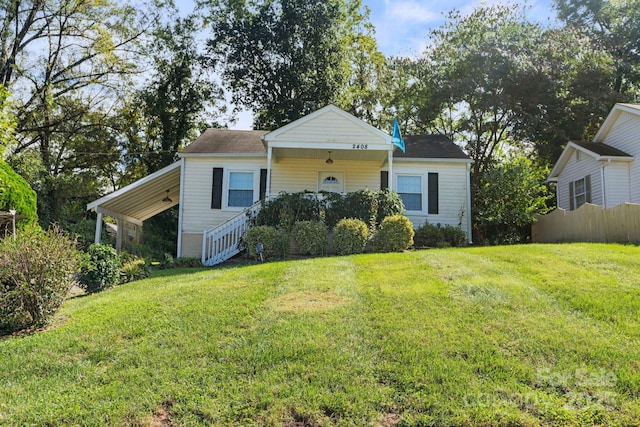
<box><xmin>1</xmin><ymin>244</ymin><xmax>639</xmax><ymax>426</ymax></box>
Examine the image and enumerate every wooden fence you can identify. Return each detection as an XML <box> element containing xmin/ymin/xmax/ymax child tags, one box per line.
<box><xmin>532</xmin><ymin>203</ymin><xmax>640</xmax><ymax>243</ymax></box>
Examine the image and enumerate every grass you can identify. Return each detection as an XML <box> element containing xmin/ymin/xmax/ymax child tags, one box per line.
<box><xmin>1</xmin><ymin>243</ymin><xmax>640</xmax><ymax>426</ymax></box>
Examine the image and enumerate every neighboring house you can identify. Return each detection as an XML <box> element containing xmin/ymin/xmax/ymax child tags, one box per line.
<box><xmin>88</xmin><ymin>105</ymin><xmax>472</xmax><ymax>265</ymax></box>
<box><xmin>548</xmin><ymin>103</ymin><xmax>640</xmax><ymax>210</ymax></box>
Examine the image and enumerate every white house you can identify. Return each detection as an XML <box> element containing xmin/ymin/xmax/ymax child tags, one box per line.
<box><xmin>88</xmin><ymin>105</ymin><xmax>472</xmax><ymax>265</ymax></box>
<box><xmin>548</xmin><ymin>103</ymin><xmax>640</xmax><ymax>210</ymax></box>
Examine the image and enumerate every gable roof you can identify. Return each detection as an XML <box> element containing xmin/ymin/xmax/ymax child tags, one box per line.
<box><xmin>181</xmin><ymin>129</ymin><xmax>268</xmax><ymax>155</ymax></box>
<box><xmin>262</xmin><ymin>104</ymin><xmax>391</xmax><ymax>144</ymax></box>
<box><xmin>593</xmin><ymin>103</ymin><xmax>640</xmax><ymax>142</ymax></box>
<box><xmin>548</xmin><ymin>141</ymin><xmax>633</xmax><ymax>181</ymax></box>
<box><xmin>395</xmin><ymin>134</ymin><xmax>469</xmax><ymax>160</ymax></box>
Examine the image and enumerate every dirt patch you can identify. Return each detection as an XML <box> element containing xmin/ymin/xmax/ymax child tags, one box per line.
<box><xmin>138</xmin><ymin>400</ymin><xmax>174</xmax><ymax>427</ymax></box>
<box><xmin>267</xmin><ymin>290</ymin><xmax>350</xmax><ymax>313</ymax></box>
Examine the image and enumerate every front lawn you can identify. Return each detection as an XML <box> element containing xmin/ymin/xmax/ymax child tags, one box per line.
<box><xmin>1</xmin><ymin>244</ymin><xmax>639</xmax><ymax>426</ymax></box>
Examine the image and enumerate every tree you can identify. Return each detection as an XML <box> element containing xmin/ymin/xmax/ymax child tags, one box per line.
<box><xmin>202</xmin><ymin>0</ymin><xmax>371</xmax><ymax>130</ymax></box>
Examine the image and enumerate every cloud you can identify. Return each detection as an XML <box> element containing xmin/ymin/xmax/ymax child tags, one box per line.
<box><xmin>386</xmin><ymin>1</ymin><xmax>439</xmax><ymax>23</ymax></box>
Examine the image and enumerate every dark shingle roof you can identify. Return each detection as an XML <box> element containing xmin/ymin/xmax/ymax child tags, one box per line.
<box><xmin>395</xmin><ymin>134</ymin><xmax>469</xmax><ymax>159</ymax></box>
<box><xmin>182</xmin><ymin>129</ymin><xmax>268</xmax><ymax>154</ymax></box>
<box><xmin>572</xmin><ymin>141</ymin><xmax>632</xmax><ymax>157</ymax></box>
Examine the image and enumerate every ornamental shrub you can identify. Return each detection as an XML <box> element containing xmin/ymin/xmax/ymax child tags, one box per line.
<box><xmin>119</xmin><ymin>257</ymin><xmax>150</xmax><ymax>283</ymax></box>
<box><xmin>374</xmin><ymin>215</ymin><xmax>415</xmax><ymax>252</ymax></box>
<box><xmin>0</xmin><ymin>225</ymin><xmax>81</xmax><ymax>333</ymax></box>
<box><xmin>413</xmin><ymin>222</ymin><xmax>468</xmax><ymax>248</ymax></box>
<box><xmin>254</xmin><ymin>192</ymin><xmax>322</xmax><ymax>230</ymax></box>
<box><xmin>246</xmin><ymin>225</ymin><xmax>289</xmax><ymax>260</ymax></box>
<box><xmin>0</xmin><ymin>159</ymin><xmax>37</xmax><ymax>228</ymax></box>
<box><xmin>292</xmin><ymin>220</ymin><xmax>327</xmax><ymax>256</ymax></box>
<box><xmin>332</xmin><ymin>218</ymin><xmax>369</xmax><ymax>255</ymax></box>
<box><xmin>78</xmin><ymin>243</ymin><xmax>121</xmax><ymax>293</ymax></box>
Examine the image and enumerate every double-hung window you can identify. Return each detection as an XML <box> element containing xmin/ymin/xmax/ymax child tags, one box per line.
<box><xmin>569</xmin><ymin>175</ymin><xmax>591</xmax><ymax>210</ymax></box>
<box><xmin>397</xmin><ymin>175</ymin><xmax>422</xmax><ymax>211</ymax></box>
<box><xmin>228</xmin><ymin>171</ymin><xmax>254</xmax><ymax>207</ymax></box>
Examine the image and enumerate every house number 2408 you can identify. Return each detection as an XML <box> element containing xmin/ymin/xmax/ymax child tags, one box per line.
<box><xmin>352</xmin><ymin>144</ymin><xmax>368</xmax><ymax>149</ymax></box>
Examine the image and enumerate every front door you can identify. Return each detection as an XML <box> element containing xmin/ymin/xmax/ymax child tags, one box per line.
<box><xmin>318</xmin><ymin>171</ymin><xmax>345</xmax><ymax>193</ymax></box>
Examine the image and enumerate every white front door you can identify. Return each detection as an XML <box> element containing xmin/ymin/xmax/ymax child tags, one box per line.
<box><xmin>318</xmin><ymin>171</ymin><xmax>345</xmax><ymax>193</ymax></box>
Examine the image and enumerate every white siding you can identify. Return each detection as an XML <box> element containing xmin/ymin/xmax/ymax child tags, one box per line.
<box><xmin>181</xmin><ymin>157</ymin><xmax>266</xmax><ymax>234</ymax></box>
<box><xmin>392</xmin><ymin>161</ymin><xmax>470</xmax><ymax>237</ymax></box>
<box><xmin>270</xmin><ymin>158</ymin><xmax>380</xmax><ymax>194</ymax></box>
<box><xmin>599</xmin><ymin>111</ymin><xmax>640</xmax><ymax>203</ymax></box>
<box><xmin>557</xmin><ymin>151</ymin><xmax>602</xmax><ymax>210</ymax></box>
<box><xmin>274</xmin><ymin>110</ymin><xmax>387</xmax><ymax>145</ymax></box>
<box><xmin>603</xmin><ymin>162</ymin><xmax>630</xmax><ymax>207</ymax></box>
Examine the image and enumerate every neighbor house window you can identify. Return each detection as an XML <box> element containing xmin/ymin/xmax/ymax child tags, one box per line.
<box><xmin>228</xmin><ymin>171</ymin><xmax>254</xmax><ymax>207</ymax></box>
<box><xmin>569</xmin><ymin>175</ymin><xmax>591</xmax><ymax>210</ymax></box>
<box><xmin>397</xmin><ymin>175</ymin><xmax>422</xmax><ymax>211</ymax></box>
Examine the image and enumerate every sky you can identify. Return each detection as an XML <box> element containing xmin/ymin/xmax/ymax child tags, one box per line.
<box><xmin>175</xmin><ymin>0</ymin><xmax>558</xmax><ymax>128</ymax></box>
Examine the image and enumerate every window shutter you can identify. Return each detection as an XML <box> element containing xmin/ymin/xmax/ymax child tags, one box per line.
<box><xmin>211</xmin><ymin>167</ymin><xmax>223</xmax><ymax>209</ymax></box>
<box><xmin>585</xmin><ymin>174</ymin><xmax>592</xmax><ymax>203</ymax></box>
<box><xmin>428</xmin><ymin>173</ymin><xmax>439</xmax><ymax>214</ymax></box>
<box><xmin>380</xmin><ymin>171</ymin><xmax>388</xmax><ymax>190</ymax></box>
<box><xmin>569</xmin><ymin>181</ymin><xmax>575</xmax><ymax>211</ymax></box>
<box><xmin>259</xmin><ymin>169</ymin><xmax>267</xmax><ymax>200</ymax></box>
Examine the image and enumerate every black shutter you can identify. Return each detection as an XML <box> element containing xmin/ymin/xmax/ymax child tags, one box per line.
<box><xmin>428</xmin><ymin>173</ymin><xmax>439</xmax><ymax>214</ymax></box>
<box><xmin>259</xmin><ymin>169</ymin><xmax>268</xmax><ymax>200</ymax></box>
<box><xmin>211</xmin><ymin>167</ymin><xmax>223</xmax><ymax>209</ymax></box>
<box><xmin>569</xmin><ymin>181</ymin><xmax>575</xmax><ymax>210</ymax></box>
<box><xmin>585</xmin><ymin>174</ymin><xmax>592</xmax><ymax>203</ymax></box>
<box><xmin>380</xmin><ymin>171</ymin><xmax>388</xmax><ymax>190</ymax></box>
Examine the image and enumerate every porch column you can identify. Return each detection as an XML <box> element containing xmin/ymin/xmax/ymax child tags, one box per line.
<box><xmin>387</xmin><ymin>150</ymin><xmax>393</xmax><ymax>190</ymax></box>
<box><xmin>266</xmin><ymin>145</ymin><xmax>273</xmax><ymax>199</ymax></box>
<box><xmin>116</xmin><ymin>218</ymin><xmax>124</xmax><ymax>251</ymax></box>
<box><xmin>95</xmin><ymin>212</ymin><xmax>103</xmax><ymax>244</ymax></box>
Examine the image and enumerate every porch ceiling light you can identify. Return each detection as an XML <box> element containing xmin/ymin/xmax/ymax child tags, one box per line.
<box><xmin>162</xmin><ymin>190</ymin><xmax>172</xmax><ymax>203</ymax></box>
<box><xmin>325</xmin><ymin>151</ymin><xmax>334</xmax><ymax>165</ymax></box>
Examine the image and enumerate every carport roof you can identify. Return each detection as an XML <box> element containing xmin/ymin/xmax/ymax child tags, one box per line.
<box><xmin>87</xmin><ymin>161</ymin><xmax>181</xmax><ymax>224</ymax></box>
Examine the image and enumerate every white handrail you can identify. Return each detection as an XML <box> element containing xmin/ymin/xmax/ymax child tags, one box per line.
<box><xmin>201</xmin><ymin>201</ymin><xmax>262</xmax><ymax>266</ymax></box>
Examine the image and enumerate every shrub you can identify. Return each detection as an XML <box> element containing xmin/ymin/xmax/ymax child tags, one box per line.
<box><xmin>78</xmin><ymin>243</ymin><xmax>120</xmax><ymax>293</ymax></box>
<box><xmin>0</xmin><ymin>159</ymin><xmax>37</xmax><ymax>230</ymax></box>
<box><xmin>254</xmin><ymin>192</ymin><xmax>322</xmax><ymax>230</ymax></box>
<box><xmin>376</xmin><ymin>190</ymin><xmax>405</xmax><ymax>226</ymax></box>
<box><xmin>292</xmin><ymin>220</ymin><xmax>327</xmax><ymax>256</ymax></box>
<box><xmin>119</xmin><ymin>258</ymin><xmax>150</xmax><ymax>283</ymax></box>
<box><xmin>413</xmin><ymin>223</ymin><xmax>468</xmax><ymax>248</ymax></box>
<box><xmin>374</xmin><ymin>215</ymin><xmax>414</xmax><ymax>252</ymax></box>
<box><xmin>0</xmin><ymin>226</ymin><xmax>81</xmax><ymax>333</ymax></box>
<box><xmin>246</xmin><ymin>226</ymin><xmax>289</xmax><ymax>260</ymax></box>
<box><xmin>332</xmin><ymin>218</ymin><xmax>369</xmax><ymax>255</ymax></box>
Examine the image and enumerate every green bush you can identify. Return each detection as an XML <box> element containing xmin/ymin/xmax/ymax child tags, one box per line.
<box><xmin>0</xmin><ymin>226</ymin><xmax>81</xmax><ymax>333</ymax></box>
<box><xmin>246</xmin><ymin>226</ymin><xmax>289</xmax><ymax>260</ymax></box>
<box><xmin>0</xmin><ymin>159</ymin><xmax>37</xmax><ymax>229</ymax></box>
<box><xmin>292</xmin><ymin>220</ymin><xmax>327</xmax><ymax>256</ymax></box>
<box><xmin>254</xmin><ymin>192</ymin><xmax>323</xmax><ymax>230</ymax></box>
<box><xmin>78</xmin><ymin>243</ymin><xmax>121</xmax><ymax>293</ymax></box>
<box><xmin>413</xmin><ymin>223</ymin><xmax>468</xmax><ymax>248</ymax></box>
<box><xmin>374</xmin><ymin>215</ymin><xmax>415</xmax><ymax>252</ymax></box>
<box><xmin>119</xmin><ymin>258</ymin><xmax>150</xmax><ymax>283</ymax></box>
<box><xmin>332</xmin><ymin>218</ymin><xmax>369</xmax><ymax>256</ymax></box>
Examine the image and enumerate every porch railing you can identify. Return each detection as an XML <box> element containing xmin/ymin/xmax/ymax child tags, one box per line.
<box><xmin>201</xmin><ymin>201</ymin><xmax>262</xmax><ymax>266</ymax></box>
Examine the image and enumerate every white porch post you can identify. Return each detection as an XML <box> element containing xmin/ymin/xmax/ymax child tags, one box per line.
<box><xmin>388</xmin><ymin>150</ymin><xmax>393</xmax><ymax>190</ymax></box>
<box><xmin>116</xmin><ymin>218</ymin><xmax>124</xmax><ymax>251</ymax></box>
<box><xmin>266</xmin><ymin>146</ymin><xmax>273</xmax><ymax>199</ymax></box>
<box><xmin>95</xmin><ymin>212</ymin><xmax>103</xmax><ymax>244</ymax></box>
<box><xmin>177</xmin><ymin>158</ymin><xmax>186</xmax><ymax>257</ymax></box>
<box><xmin>466</xmin><ymin>163</ymin><xmax>473</xmax><ymax>244</ymax></box>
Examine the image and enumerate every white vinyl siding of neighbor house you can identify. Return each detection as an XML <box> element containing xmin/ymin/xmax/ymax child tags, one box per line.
<box><xmin>603</xmin><ymin>162</ymin><xmax>631</xmax><ymax>207</ymax></box>
<box><xmin>180</xmin><ymin>157</ymin><xmax>265</xmax><ymax>258</ymax></box>
<box><xmin>557</xmin><ymin>152</ymin><xmax>602</xmax><ymax>210</ymax></box>
<box><xmin>271</xmin><ymin>110</ymin><xmax>388</xmax><ymax>145</ymax></box>
<box><xmin>597</xmin><ymin>111</ymin><xmax>640</xmax><ymax>203</ymax></box>
<box><xmin>269</xmin><ymin>158</ymin><xmax>380</xmax><ymax>194</ymax></box>
<box><xmin>392</xmin><ymin>161</ymin><xmax>470</xmax><ymax>233</ymax></box>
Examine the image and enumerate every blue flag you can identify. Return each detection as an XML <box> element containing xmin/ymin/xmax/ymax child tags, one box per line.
<box><xmin>391</xmin><ymin>119</ymin><xmax>405</xmax><ymax>153</ymax></box>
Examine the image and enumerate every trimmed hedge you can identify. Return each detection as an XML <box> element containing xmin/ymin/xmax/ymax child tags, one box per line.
<box><xmin>374</xmin><ymin>215</ymin><xmax>414</xmax><ymax>252</ymax></box>
<box><xmin>292</xmin><ymin>220</ymin><xmax>327</xmax><ymax>256</ymax></box>
<box><xmin>246</xmin><ymin>225</ymin><xmax>289</xmax><ymax>260</ymax></box>
<box><xmin>413</xmin><ymin>222</ymin><xmax>468</xmax><ymax>248</ymax></box>
<box><xmin>333</xmin><ymin>218</ymin><xmax>369</xmax><ymax>255</ymax></box>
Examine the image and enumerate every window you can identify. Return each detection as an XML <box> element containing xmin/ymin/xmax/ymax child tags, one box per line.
<box><xmin>228</xmin><ymin>172</ymin><xmax>254</xmax><ymax>207</ymax></box>
<box><xmin>397</xmin><ymin>175</ymin><xmax>422</xmax><ymax>211</ymax></box>
<box><xmin>569</xmin><ymin>175</ymin><xmax>591</xmax><ymax>210</ymax></box>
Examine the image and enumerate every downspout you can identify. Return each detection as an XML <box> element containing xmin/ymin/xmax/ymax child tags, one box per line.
<box><xmin>177</xmin><ymin>157</ymin><xmax>186</xmax><ymax>257</ymax></box>
<box><xmin>601</xmin><ymin>158</ymin><xmax>610</xmax><ymax>208</ymax></box>
<box><xmin>388</xmin><ymin>149</ymin><xmax>393</xmax><ymax>192</ymax></box>
<box><xmin>466</xmin><ymin>163</ymin><xmax>473</xmax><ymax>244</ymax></box>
